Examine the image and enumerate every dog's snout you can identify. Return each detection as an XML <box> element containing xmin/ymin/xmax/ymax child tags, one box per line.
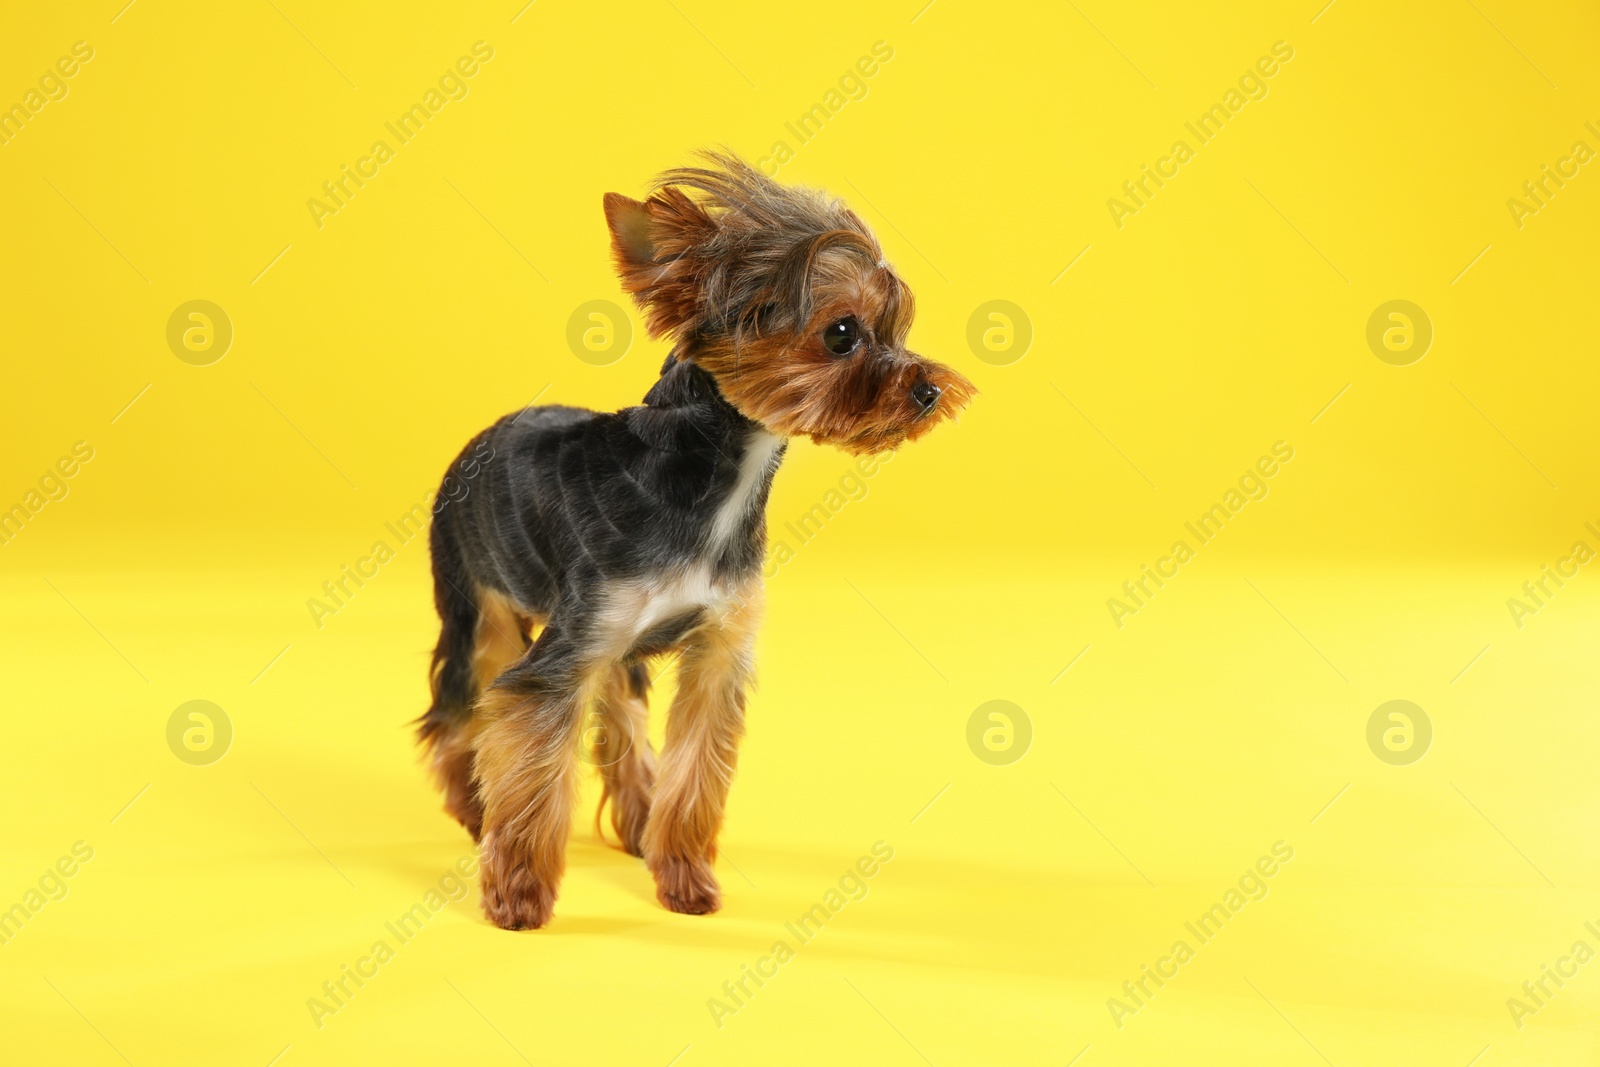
<box><xmin>910</xmin><ymin>379</ymin><xmax>941</xmax><ymax>414</ymax></box>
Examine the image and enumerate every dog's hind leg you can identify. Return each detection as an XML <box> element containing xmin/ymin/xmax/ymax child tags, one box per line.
<box><xmin>418</xmin><ymin>513</ymin><xmax>531</xmax><ymax>841</ymax></box>
<box><xmin>472</xmin><ymin>625</ymin><xmax>598</xmax><ymax>930</ymax></box>
<box><xmin>592</xmin><ymin>660</ymin><xmax>656</xmax><ymax>857</ymax></box>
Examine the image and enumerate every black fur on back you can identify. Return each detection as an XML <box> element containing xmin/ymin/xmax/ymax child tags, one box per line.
<box><xmin>437</xmin><ymin>354</ymin><xmax>784</xmax><ymax>632</ymax></box>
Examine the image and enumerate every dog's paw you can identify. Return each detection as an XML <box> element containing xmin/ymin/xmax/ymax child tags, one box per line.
<box><xmin>481</xmin><ymin>876</ymin><xmax>555</xmax><ymax>930</ymax></box>
<box><xmin>479</xmin><ymin>844</ymin><xmax>557</xmax><ymax>930</ymax></box>
<box><xmin>650</xmin><ymin>856</ymin><xmax>720</xmax><ymax>915</ymax></box>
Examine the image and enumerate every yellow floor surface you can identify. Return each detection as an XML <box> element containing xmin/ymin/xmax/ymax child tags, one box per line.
<box><xmin>2</xmin><ymin>563</ymin><xmax>1597</xmax><ymax>1064</ymax></box>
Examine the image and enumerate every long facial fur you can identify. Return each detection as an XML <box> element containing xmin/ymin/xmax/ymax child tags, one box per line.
<box><xmin>604</xmin><ymin>150</ymin><xmax>976</xmax><ymax>454</ymax></box>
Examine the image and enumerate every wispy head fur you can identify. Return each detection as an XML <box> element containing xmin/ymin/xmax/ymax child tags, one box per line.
<box><xmin>604</xmin><ymin>150</ymin><xmax>974</xmax><ymax>454</ymax></box>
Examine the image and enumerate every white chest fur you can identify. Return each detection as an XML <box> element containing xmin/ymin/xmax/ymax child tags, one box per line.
<box><xmin>592</xmin><ymin>429</ymin><xmax>778</xmax><ymax>655</ymax></box>
<box><xmin>599</xmin><ymin>565</ymin><xmax>738</xmax><ymax>652</ymax></box>
<box><xmin>706</xmin><ymin>429</ymin><xmax>783</xmax><ymax>554</ymax></box>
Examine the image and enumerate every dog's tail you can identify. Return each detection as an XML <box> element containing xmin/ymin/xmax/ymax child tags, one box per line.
<box><xmin>414</xmin><ymin>496</ymin><xmax>494</xmax><ymax>841</ymax></box>
<box><xmin>418</xmin><ymin>502</ymin><xmax>480</xmax><ymax>746</ymax></box>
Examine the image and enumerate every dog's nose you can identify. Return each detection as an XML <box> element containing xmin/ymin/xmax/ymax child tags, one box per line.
<box><xmin>910</xmin><ymin>379</ymin><xmax>941</xmax><ymax>414</ymax></box>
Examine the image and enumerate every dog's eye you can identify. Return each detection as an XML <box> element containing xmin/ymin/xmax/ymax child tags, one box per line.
<box><xmin>822</xmin><ymin>317</ymin><xmax>861</xmax><ymax>357</ymax></box>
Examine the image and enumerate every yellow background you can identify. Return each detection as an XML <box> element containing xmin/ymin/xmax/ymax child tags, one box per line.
<box><xmin>2</xmin><ymin>0</ymin><xmax>1598</xmax><ymax>1063</ymax></box>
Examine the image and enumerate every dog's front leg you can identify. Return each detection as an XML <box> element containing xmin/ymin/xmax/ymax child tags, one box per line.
<box><xmin>642</xmin><ymin>586</ymin><xmax>762</xmax><ymax>915</ymax></box>
<box><xmin>471</xmin><ymin>627</ymin><xmax>596</xmax><ymax>930</ymax></box>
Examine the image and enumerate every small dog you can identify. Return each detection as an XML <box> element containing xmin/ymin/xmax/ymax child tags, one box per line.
<box><xmin>417</xmin><ymin>152</ymin><xmax>974</xmax><ymax>929</ymax></box>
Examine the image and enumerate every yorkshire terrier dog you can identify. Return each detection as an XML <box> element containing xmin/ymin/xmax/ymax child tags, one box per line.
<box><xmin>418</xmin><ymin>152</ymin><xmax>974</xmax><ymax>929</ymax></box>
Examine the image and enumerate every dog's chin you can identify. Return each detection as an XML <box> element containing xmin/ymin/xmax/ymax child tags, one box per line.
<box><xmin>810</xmin><ymin>426</ymin><xmax>906</xmax><ymax>457</ymax></box>
<box><xmin>805</xmin><ymin>408</ymin><xmax>957</xmax><ymax>456</ymax></box>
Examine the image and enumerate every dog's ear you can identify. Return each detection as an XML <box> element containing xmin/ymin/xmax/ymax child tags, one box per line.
<box><xmin>603</xmin><ymin>190</ymin><xmax>714</xmax><ymax>341</ymax></box>
<box><xmin>603</xmin><ymin>193</ymin><xmax>655</xmax><ymax>268</ymax></box>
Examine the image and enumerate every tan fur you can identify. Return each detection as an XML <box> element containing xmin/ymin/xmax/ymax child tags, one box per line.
<box><xmin>472</xmin><ymin>665</ymin><xmax>600</xmax><ymax>931</ymax></box>
<box><xmin>428</xmin><ymin>726</ymin><xmax>484</xmax><ymax>841</ymax></box>
<box><xmin>473</xmin><ymin>588</ymin><xmax>533</xmax><ymax>690</ymax></box>
<box><xmin>420</xmin><ymin>153</ymin><xmax>973</xmax><ymax>929</ymax></box>
<box><xmin>592</xmin><ymin>664</ymin><xmax>656</xmax><ymax>856</ymax></box>
<box><xmin>640</xmin><ymin>581</ymin><xmax>764</xmax><ymax>915</ymax></box>
<box><xmin>427</xmin><ymin>588</ymin><xmax>537</xmax><ymax>842</ymax></box>
<box><xmin>606</xmin><ymin>151</ymin><xmax>975</xmax><ymax>455</ymax></box>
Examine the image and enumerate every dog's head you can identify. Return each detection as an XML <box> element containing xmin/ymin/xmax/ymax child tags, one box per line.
<box><xmin>603</xmin><ymin>152</ymin><xmax>975</xmax><ymax>455</ymax></box>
